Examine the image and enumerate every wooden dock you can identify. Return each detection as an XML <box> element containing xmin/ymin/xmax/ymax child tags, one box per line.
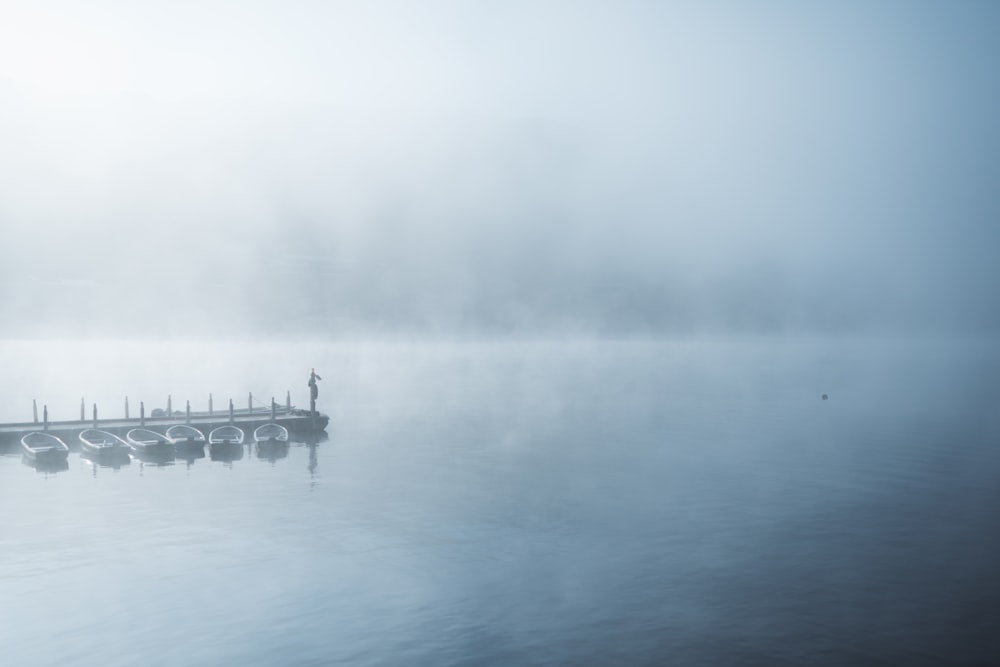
<box><xmin>0</xmin><ymin>406</ymin><xmax>329</xmax><ymax>447</ymax></box>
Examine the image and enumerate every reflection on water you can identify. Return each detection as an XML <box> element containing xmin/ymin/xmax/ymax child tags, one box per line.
<box><xmin>20</xmin><ymin>453</ymin><xmax>70</xmax><ymax>475</ymax></box>
<box><xmin>132</xmin><ymin>449</ymin><xmax>177</xmax><ymax>467</ymax></box>
<box><xmin>255</xmin><ymin>440</ymin><xmax>289</xmax><ymax>463</ymax></box>
<box><xmin>80</xmin><ymin>448</ymin><xmax>131</xmax><ymax>470</ymax></box>
<box><xmin>209</xmin><ymin>441</ymin><xmax>245</xmax><ymax>463</ymax></box>
<box><xmin>308</xmin><ymin>442</ymin><xmax>318</xmax><ymax>488</ymax></box>
<box><xmin>175</xmin><ymin>442</ymin><xmax>206</xmax><ymax>467</ymax></box>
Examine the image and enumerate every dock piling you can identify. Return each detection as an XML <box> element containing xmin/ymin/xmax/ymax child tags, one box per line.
<box><xmin>229</xmin><ymin>398</ymin><xmax>234</xmax><ymax>424</ymax></box>
<box><xmin>186</xmin><ymin>400</ymin><xmax>191</xmax><ymax>424</ymax></box>
<box><xmin>93</xmin><ymin>403</ymin><xmax>98</xmax><ymax>428</ymax></box>
<box><xmin>43</xmin><ymin>405</ymin><xmax>48</xmax><ymax>431</ymax></box>
<box><xmin>271</xmin><ymin>397</ymin><xmax>276</xmax><ymax>421</ymax></box>
<box><xmin>80</xmin><ymin>397</ymin><xmax>85</xmax><ymax>421</ymax></box>
<box><xmin>167</xmin><ymin>395</ymin><xmax>172</xmax><ymax>416</ymax></box>
<box><xmin>286</xmin><ymin>390</ymin><xmax>291</xmax><ymax>411</ymax></box>
<box><xmin>33</xmin><ymin>399</ymin><xmax>38</xmax><ymax>424</ymax></box>
<box><xmin>125</xmin><ymin>396</ymin><xmax>129</xmax><ymax>419</ymax></box>
<box><xmin>140</xmin><ymin>401</ymin><xmax>145</xmax><ymax>426</ymax></box>
<box><xmin>209</xmin><ymin>394</ymin><xmax>213</xmax><ymax>417</ymax></box>
<box><xmin>249</xmin><ymin>392</ymin><xmax>253</xmax><ymax>413</ymax></box>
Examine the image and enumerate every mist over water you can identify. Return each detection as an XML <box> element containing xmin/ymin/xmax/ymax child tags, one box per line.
<box><xmin>2</xmin><ymin>2</ymin><xmax>1000</xmax><ymax>665</ymax></box>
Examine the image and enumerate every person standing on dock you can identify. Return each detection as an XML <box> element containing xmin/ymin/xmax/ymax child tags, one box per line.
<box><xmin>308</xmin><ymin>368</ymin><xmax>322</xmax><ymax>414</ymax></box>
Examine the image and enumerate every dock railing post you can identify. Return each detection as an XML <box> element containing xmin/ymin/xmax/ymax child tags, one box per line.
<box><xmin>271</xmin><ymin>397</ymin><xmax>276</xmax><ymax>421</ymax></box>
<box><xmin>140</xmin><ymin>401</ymin><xmax>145</xmax><ymax>426</ymax></box>
<box><xmin>33</xmin><ymin>399</ymin><xmax>38</xmax><ymax>424</ymax></box>
<box><xmin>81</xmin><ymin>397</ymin><xmax>85</xmax><ymax>421</ymax></box>
<box><xmin>167</xmin><ymin>395</ymin><xmax>172</xmax><ymax>417</ymax></box>
<box><xmin>209</xmin><ymin>393</ymin><xmax>213</xmax><ymax>417</ymax></box>
<box><xmin>93</xmin><ymin>403</ymin><xmax>98</xmax><ymax>428</ymax></box>
<box><xmin>43</xmin><ymin>405</ymin><xmax>48</xmax><ymax>431</ymax></box>
<box><xmin>229</xmin><ymin>399</ymin><xmax>234</xmax><ymax>424</ymax></box>
<box><xmin>186</xmin><ymin>400</ymin><xmax>191</xmax><ymax>424</ymax></box>
<box><xmin>125</xmin><ymin>396</ymin><xmax>130</xmax><ymax>419</ymax></box>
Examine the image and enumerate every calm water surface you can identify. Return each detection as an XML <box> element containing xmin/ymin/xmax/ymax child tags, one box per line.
<box><xmin>1</xmin><ymin>338</ymin><xmax>998</xmax><ymax>666</ymax></box>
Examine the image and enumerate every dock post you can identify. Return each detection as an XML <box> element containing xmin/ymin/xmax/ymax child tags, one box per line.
<box><xmin>286</xmin><ymin>390</ymin><xmax>291</xmax><ymax>411</ymax></box>
<box><xmin>209</xmin><ymin>393</ymin><xmax>213</xmax><ymax>417</ymax></box>
<box><xmin>140</xmin><ymin>401</ymin><xmax>145</xmax><ymax>426</ymax></box>
<box><xmin>186</xmin><ymin>400</ymin><xmax>191</xmax><ymax>424</ymax></box>
<box><xmin>229</xmin><ymin>399</ymin><xmax>234</xmax><ymax>424</ymax></box>
<box><xmin>93</xmin><ymin>403</ymin><xmax>98</xmax><ymax>428</ymax></box>
<box><xmin>33</xmin><ymin>399</ymin><xmax>38</xmax><ymax>424</ymax></box>
<box><xmin>81</xmin><ymin>397</ymin><xmax>85</xmax><ymax>421</ymax></box>
<box><xmin>271</xmin><ymin>397</ymin><xmax>276</xmax><ymax>421</ymax></box>
<box><xmin>43</xmin><ymin>405</ymin><xmax>48</xmax><ymax>431</ymax></box>
<box><xmin>167</xmin><ymin>395</ymin><xmax>172</xmax><ymax>416</ymax></box>
<box><xmin>249</xmin><ymin>392</ymin><xmax>253</xmax><ymax>413</ymax></box>
<box><xmin>125</xmin><ymin>396</ymin><xmax>130</xmax><ymax>419</ymax></box>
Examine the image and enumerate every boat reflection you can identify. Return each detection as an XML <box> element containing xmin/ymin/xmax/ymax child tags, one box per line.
<box><xmin>255</xmin><ymin>440</ymin><xmax>289</xmax><ymax>463</ymax></box>
<box><xmin>21</xmin><ymin>453</ymin><xmax>70</xmax><ymax>474</ymax></box>
<box><xmin>209</xmin><ymin>441</ymin><xmax>244</xmax><ymax>463</ymax></box>
<box><xmin>174</xmin><ymin>441</ymin><xmax>206</xmax><ymax>466</ymax></box>
<box><xmin>81</xmin><ymin>448</ymin><xmax>131</xmax><ymax>470</ymax></box>
<box><xmin>131</xmin><ymin>448</ymin><xmax>176</xmax><ymax>467</ymax></box>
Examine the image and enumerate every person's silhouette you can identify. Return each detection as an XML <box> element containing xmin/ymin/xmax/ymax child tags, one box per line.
<box><xmin>308</xmin><ymin>368</ymin><xmax>322</xmax><ymax>413</ymax></box>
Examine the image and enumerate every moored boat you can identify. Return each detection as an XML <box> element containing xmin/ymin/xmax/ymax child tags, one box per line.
<box><xmin>254</xmin><ymin>423</ymin><xmax>289</xmax><ymax>461</ymax></box>
<box><xmin>21</xmin><ymin>431</ymin><xmax>70</xmax><ymax>463</ymax></box>
<box><xmin>253</xmin><ymin>423</ymin><xmax>289</xmax><ymax>444</ymax></box>
<box><xmin>208</xmin><ymin>425</ymin><xmax>244</xmax><ymax>462</ymax></box>
<box><xmin>166</xmin><ymin>424</ymin><xmax>206</xmax><ymax>447</ymax></box>
<box><xmin>79</xmin><ymin>428</ymin><xmax>130</xmax><ymax>457</ymax></box>
<box><xmin>209</xmin><ymin>425</ymin><xmax>244</xmax><ymax>445</ymax></box>
<box><xmin>126</xmin><ymin>428</ymin><xmax>175</xmax><ymax>456</ymax></box>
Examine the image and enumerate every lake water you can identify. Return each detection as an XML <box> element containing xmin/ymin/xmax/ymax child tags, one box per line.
<box><xmin>1</xmin><ymin>337</ymin><xmax>998</xmax><ymax>666</ymax></box>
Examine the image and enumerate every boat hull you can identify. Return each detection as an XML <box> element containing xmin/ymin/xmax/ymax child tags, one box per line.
<box><xmin>21</xmin><ymin>444</ymin><xmax>70</xmax><ymax>463</ymax></box>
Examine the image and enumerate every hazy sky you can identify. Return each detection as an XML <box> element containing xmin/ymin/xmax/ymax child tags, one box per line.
<box><xmin>1</xmin><ymin>1</ymin><xmax>998</xmax><ymax>337</ymax></box>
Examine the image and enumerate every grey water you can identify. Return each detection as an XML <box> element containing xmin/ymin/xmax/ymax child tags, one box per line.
<box><xmin>1</xmin><ymin>338</ymin><xmax>998</xmax><ymax>666</ymax></box>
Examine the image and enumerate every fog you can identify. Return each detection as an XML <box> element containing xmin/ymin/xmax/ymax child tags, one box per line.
<box><xmin>2</xmin><ymin>1</ymin><xmax>998</xmax><ymax>338</ymax></box>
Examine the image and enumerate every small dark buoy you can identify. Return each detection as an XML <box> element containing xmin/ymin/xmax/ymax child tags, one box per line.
<box><xmin>822</xmin><ymin>394</ymin><xmax>828</xmax><ymax>400</ymax></box>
